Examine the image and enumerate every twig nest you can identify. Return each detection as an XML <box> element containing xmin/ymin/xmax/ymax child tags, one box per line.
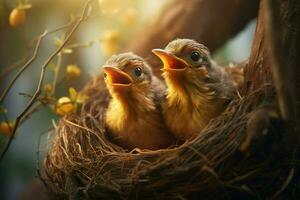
<box><xmin>44</xmin><ymin>75</ymin><xmax>294</xmax><ymax>199</ymax></box>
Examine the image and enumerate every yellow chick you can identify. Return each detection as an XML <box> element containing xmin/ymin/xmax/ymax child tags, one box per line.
<box><xmin>103</xmin><ymin>52</ymin><xmax>175</xmax><ymax>150</ymax></box>
<box><xmin>152</xmin><ymin>39</ymin><xmax>236</xmax><ymax>140</ymax></box>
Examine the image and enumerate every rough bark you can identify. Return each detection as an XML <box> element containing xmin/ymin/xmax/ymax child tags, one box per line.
<box><xmin>242</xmin><ymin>0</ymin><xmax>274</xmax><ymax>94</ymax></box>
<box><xmin>244</xmin><ymin>0</ymin><xmax>300</xmax><ymax>138</ymax></box>
<box><xmin>264</xmin><ymin>0</ymin><xmax>300</xmax><ymax>154</ymax></box>
<box><xmin>239</xmin><ymin>0</ymin><xmax>300</xmax><ymax>197</ymax></box>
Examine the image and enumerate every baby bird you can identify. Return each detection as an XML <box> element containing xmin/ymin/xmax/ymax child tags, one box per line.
<box><xmin>103</xmin><ymin>52</ymin><xmax>174</xmax><ymax>150</ymax></box>
<box><xmin>152</xmin><ymin>39</ymin><xmax>236</xmax><ymax>140</ymax></box>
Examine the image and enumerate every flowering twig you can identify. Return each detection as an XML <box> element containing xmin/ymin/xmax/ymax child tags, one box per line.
<box><xmin>51</xmin><ymin>53</ymin><xmax>63</xmax><ymax>95</ymax></box>
<box><xmin>65</xmin><ymin>39</ymin><xmax>96</xmax><ymax>50</ymax></box>
<box><xmin>0</xmin><ymin>32</ymin><xmax>47</xmax><ymax>106</ymax></box>
<box><xmin>0</xmin><ymin>19</ymin><xmax>81</xmax><ymax>106</ymax></box>
<box><xmin>0</xmin><ymin>0</ymin><xmax>94</xmax><ymax>161</ymax></box>
<box><xmin>0</xmin><ymin>18</ymin><xmax>79</xmax><ymax>82</ymax></box>
<box><xmin>0</xmin><ymin>54</ymin><xmax>30</xmax><ymax>81</ymax></box>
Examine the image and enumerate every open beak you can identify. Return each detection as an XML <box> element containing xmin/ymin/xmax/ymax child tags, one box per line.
<box><xmin>152</xmin><ymin>49</ymin><xmax>188</xmax><ymax>71</ymax></box>
<box><xmin>103</xmin><ymin>66</ymin><xmax>132</xmax><ymax>86</ymax></box>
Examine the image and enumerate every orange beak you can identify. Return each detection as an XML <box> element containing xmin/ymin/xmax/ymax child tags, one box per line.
<box><xmin>152</xmin><ymin>49</ymin><xmax>188</xmax><ymax>71</ymax></box>
<box><xmin>103</xmin><ymin>66</ymin><xmax>132</xmax><ymax>86</ymax></box>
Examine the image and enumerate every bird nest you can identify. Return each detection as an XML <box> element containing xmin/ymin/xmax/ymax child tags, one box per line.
<box><xmin>43</xmin><ymin>74</ymin><xmax>296</xmax><ymax>199</ymax></box>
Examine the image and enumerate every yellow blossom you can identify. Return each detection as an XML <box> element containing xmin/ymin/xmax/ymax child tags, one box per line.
<box><xmin>0</xmin><ymin>121</ymin><xmax>14</xmax><ymax>137</ymax></box>
<box><xmin>8</xmin><ymin>3</ymin><xmax>31</xmax><ymax>27</ymax></box>
<box><xmin>66</xmin><ymin>65</ymin><xmax>81</xmax><ymax>80</ymax></box>
<box><xmin>55</xmin><ymin>97</ymin><xmax>74</xmax><ymax>116</ymax></box>
<box><xmin>9</xmin><ymin>8</ymin><xmax>26</xmax><ymax>27</ymax></box>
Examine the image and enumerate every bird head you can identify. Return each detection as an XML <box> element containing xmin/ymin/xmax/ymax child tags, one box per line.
<box><xmin>103</xmin><ymin>52</ymin><xmax>153</xmax><ymax>105</ymax></box>
<box><xmin>152</xmin><ymin>39</ymin><xmax>213</xmax><ymax>96</ymax></box>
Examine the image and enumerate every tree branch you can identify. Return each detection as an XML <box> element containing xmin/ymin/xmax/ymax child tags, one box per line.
<box><xmin>0</xmin><ymin>0</ymin><xmax>95</xmax><ymax>161</ymax></box>
<box><xmin>0</xmin><ymin>32</ymin><xmax>47</xmax><ymax>105</ymax></box>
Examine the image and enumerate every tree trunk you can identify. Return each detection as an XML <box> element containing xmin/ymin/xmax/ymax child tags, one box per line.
<box><xmin>237</xmin><ymin>0</ymin><xmax>300</xmax><ymax>198</ymax></box>
<box><xmin>244</xmin><ymin>0</ymin><xmax>300</xmax><ymax>139</ymax></box>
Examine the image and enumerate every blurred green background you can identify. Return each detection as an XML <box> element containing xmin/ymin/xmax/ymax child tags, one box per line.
<box><xmin>0</xmin><ymin>0</ymin><xmax>255</xmax><ymax>199</ymax></box>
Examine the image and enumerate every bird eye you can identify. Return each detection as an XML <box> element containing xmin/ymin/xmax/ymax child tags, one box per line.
<box><xmin>104</xmin><ymin>72</ymin><xmax>107</xmax><ymax>80</ymax></box>
<box><xmin>190</xmin><ymin>51</ymin><xmax>200</xmax><ymax>62</ymax></box>
<box><xmin>134</xmin><ymin>67</ymin><xmax>142</xmax><ymax>77</ymax></box>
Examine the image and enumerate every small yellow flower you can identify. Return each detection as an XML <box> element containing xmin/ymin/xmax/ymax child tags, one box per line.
<box><xmin>55</xmin><ymin>97</ymin><xmax>74</xmax><ymax>116</ymax></box>
<box><xmin>9</xmin><ymin>8</ymin><xmax>26</xmax><ymax>27</ymax></box>
<box><xmin>0</xmin><ymin>121</ymin><xmax>14</xmax><ymax>137</ymax></box>
<box><xmin>66</xmin><ymin>64</ymin><xmax>81</xmax><ymax>80</ymax></box>
<box><xmin>102</xmin><ymin>30</ymin><xmax>121</xmax><ymax>55</ymax></box>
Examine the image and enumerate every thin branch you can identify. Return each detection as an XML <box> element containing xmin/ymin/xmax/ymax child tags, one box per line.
<box><xmin>51</xmin><ymin>53</ymin><xmax>63</xmax><ymax>95</ymax></box>
<box><xmin>0</xmin><ymin>54</ymin><xmax>30</xmax><ymax>81</ymax></box>
<box><xmin>0</xmin><ymin>32</ymin><xmax>47</xmax><ymax>105</ymax></box>
<box><xmin>18</xmin><ymin>102</ymin><xmax>44</xmax><ymax>126</ymax></box>
<box><xmin>47</xmin><ymin>19</ymin><xmax>78</xmax><ymax>35</ymax></box>
<box><xmin>0</xmin><ymin>20</ymin><xmax>80</xmax><ymax>106</ymax></box>
<box><xmin>0</xmin><ymin>0</ymin><xmax>94</xmax><ymax>161</ymax></box>
<box><xmin>0</xmin><ymin>19</ymin><xmax>78</xmax><ymax>82</ymax></box>
<box><xmin>65</xmin><ymin>39</ymin><xmax>96</xmax><ymax>49</ymax></box>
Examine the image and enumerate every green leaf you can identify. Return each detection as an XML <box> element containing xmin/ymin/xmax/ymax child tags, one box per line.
<box><xmin>76</xmin><ymin>94</ymin><xmax>89</xmax><ymax>104</ymax></box>
<box><xmin>69</xmin><ymin>88</ymin><xmax>77</xmax><ymax>101</ymax></box>
<box><xmin>54</xmin><ymin>37</ymin><xmax>62</xmax><ymax>47</ymax></box>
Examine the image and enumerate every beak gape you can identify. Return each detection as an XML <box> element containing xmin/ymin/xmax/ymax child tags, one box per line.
<box><xmin>152</xmin><ymin>49</ymin><xmax>188</xmax><ymax>71</ymax></box>
<box><xmin>103</xmin><ymin>66</ymin><xmax>132</xmax><ymax>86</ymax></box>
